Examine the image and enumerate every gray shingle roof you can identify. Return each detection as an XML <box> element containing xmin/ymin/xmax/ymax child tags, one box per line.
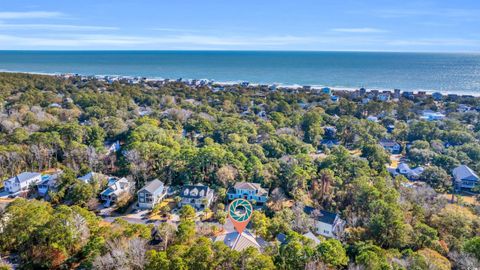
<box><xmin>453</xmin><ymin>165</ymin><xmax>479</xmax><ymax>181</ymax></box>
<box><xmin>12</xmin><ymin>172</ymin><xmax>41</xmax><ymax>183</ymax></box>
<box><xmin>214</xmin><ymin>231</ymin><xmax>261</xmax><ymax>252</ymax></box>
<box><xmin>138</xmin><ymin>179</ymin><xmax>164</xmax><ymax>194</ymax></box>
<box><xmin>233</xmin><ymin>182</ymin><xmax>267</xmax><ymax>195</ymax></box>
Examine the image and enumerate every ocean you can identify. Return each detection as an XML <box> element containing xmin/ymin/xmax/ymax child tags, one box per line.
<box><xmin>0</xmin><ymin>51</ymin><xmax>479</xmax><ymax>94</ymax></box>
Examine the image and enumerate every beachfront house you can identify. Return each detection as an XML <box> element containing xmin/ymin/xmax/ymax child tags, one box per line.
<box><xmin>379</xmin><ymin>139</ymin><xmax>401</xmax><ymax>154</ymax></box>
<box><xmin>137</xmin><ymin>179</ymin><xmax>168</xmax><ymax>209</ymax></box>
<box><xmin>3</xmin><ymin>172</ymin><xmax>42</xmax><ymax>194</ymax></box>
<box><xmin>432</xmin><ymin>92</ymin><xmax>443</xmax><ymax>101</ymax></box>
<box><xmin>453</xmin><ymin>165</ymin><xmax>479</xmax><ymax>190</ymax></box>
<box><xmin>304</xmin><ymin>206</ymin><xmax>345</xmax><ymax>239</ymax></box>
<box><xmin>179</xmin><ymin>184</ymin><xmax>214</xmax><ymax>210</ymax></box>
<box><xmin>100</xmin><ymin>178</ymin><xmax>133</xmax><ymax>206</ymax></box>
<box><xmin>227</xmin><ymin>182</ymin><xmax>268</xmax><ymax>205</ymax></box>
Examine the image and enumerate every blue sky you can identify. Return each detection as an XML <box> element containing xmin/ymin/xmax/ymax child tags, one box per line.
<box><xmin>0</xmin><ymin>0</ymin><xmax>479</xmax><ymax>52</ymax></box>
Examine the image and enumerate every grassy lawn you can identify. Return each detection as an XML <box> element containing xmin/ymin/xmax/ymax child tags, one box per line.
<box><xmin>149</xmin><ymin>198</ymin><xmax>177</xmax><ymax>220</ymax></box>
<box><xmin>440</xmin><ymin>193</ymin><xmax>479</xmax><ymax>206</ymax></box>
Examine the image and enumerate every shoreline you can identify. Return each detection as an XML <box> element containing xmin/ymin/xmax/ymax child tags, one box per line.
<box><xmin>0</xmin><ymin>69</ymin><xmax>478</xmax><ymax>97</ymax></box>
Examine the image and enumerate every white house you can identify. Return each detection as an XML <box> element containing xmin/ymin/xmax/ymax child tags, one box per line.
<box><xmin>100</xmin><ymin>178</ymin><xmax>133</xmax><ymax>206</ymax></box>
<box><xmin>3</xmin><ymin>172</ymin><xmax>42</xmax><ymax>194</ymax></box>
<box><xmin>227</xmin><ymin>182</ymin><xmax>268</xmax><ymax>205</ymax></box>
<box><xmin>137</xmin><ymin>179</ymin><xmax>168</xmax><ymax>209</ymax></box>
<box><xmin>179</xmin><ymin>184</ymin><xmax>214</xmax><ymax>210</ymax></box>
<box><xmin>453</xmin><ymin>165</ymin><xmax>479</xmax><ymax>190</ymax></box>
<box><xmin>304</xmin><ymin>206</ymin><xmax>345</xmax><ymax>239</ymax></box>
<box><xmin>389</xmin><ymin>163</ymin><xmax>424</xmax><ymax>180</ymax></box>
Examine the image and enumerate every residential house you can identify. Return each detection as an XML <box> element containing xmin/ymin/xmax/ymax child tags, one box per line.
<box><xmin>304</xmin><ymin>206</ymin><xmax>345</xmax><ymax>239</ymax></box>
<box><xmin>227</xmin><ymin>182</ymin><xmax>268</xmax><ymax>205</ymax></box>
<box><xmin>388</xmin><ymin>163</ymin><xmax>424</xmax><ymax>180</ymax></box>
<box><xmin>453</xmin><ymin>165</ymin><xmax>479</xmax><ymax>190</ymax></box>
<box><xmin>37</xmin><ymin>170</ymin><xmax>63</xmax><ymax>196</ymax></box>
<box><xmin>214</xmin><ymin>230</ymin><xmax>267</xmax><ymax>252</ymax></box>
<box><xmin>320</xmin><ymin>139</ymin><xmax>340</xmax><ymax>148</ymax></box>
<box><xmin>379</xmin><ymin>139</ymin><xmax>401</xmax><ymax>154</ymax></box>
<box><xmin>3</xmin><ymin>172</ymin><xmax>42</xmax><ymax>194</ymax></box>
<box><xmin>100</xmin><ymin>178</ymin><xmax>133</xmax><ymax>206</ymax></box>
<box><xmin>179</xmin><ymin>184</ymin><xmax>214</xmax><ymax>210</ymax></box>
<box><xmin>377</xmin><ymin>93</ymin><xmax>391</xmax><ymax>102</ymax></box>
<box><xmin>137</xmin><ymin>179</ymin><xmax>168</xmax><ymax>209</ymax></box>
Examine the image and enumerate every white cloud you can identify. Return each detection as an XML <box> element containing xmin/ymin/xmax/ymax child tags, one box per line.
<box><xmin>332</xmin><ymin>28</ymin><xmax>387</xmax><ymax>33</ymax></box>
<box><xmin>0</xmin><ymin>23</ymin><xmax>118</xmax><ymax>31</ymax></box>
<box><xmin>0</xmin><ymin>33</ymin><xmax>315</xmax><ymax>48</ymax></box>
<box><xmin>0</xmin><ymin>11</ymin><xmax>64</xmax><ymax>19</ymax></box>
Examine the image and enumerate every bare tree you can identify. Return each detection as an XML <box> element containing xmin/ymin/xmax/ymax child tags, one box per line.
<box><xmin>156</xmin><ymin>222</ymin><xmax>176</xmax><ymax>250</ymax></box>
<box><xmin>93</xmin><ymin>238</ymin><xmax>147</xmax><ymax>270</ymax></box>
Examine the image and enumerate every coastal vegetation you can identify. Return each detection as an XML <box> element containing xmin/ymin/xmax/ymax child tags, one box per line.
<box><xmin>0</xmin><ymin>72</ymin><xmax>480</xmax><ymax>269</ymax></box>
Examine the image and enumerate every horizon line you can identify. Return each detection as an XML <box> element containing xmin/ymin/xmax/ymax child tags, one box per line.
<box><xmin>0</xmin><ymin>49</ymin><xmax>479</xmax><ymax>54</ymax></box>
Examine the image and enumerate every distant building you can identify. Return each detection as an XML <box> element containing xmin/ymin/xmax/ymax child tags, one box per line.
<box><xmin>359</xmin><ymin>88</ymin><xmax>367</xmax><ymax>96</ymax></box>
<box><xmin>379</xmin><ymin>139</ymin><xmax>401</xmax><ymax>154</ymax></box>
<box><xmin>100</xmin><ymin>178</ymin><xmax>133</xmax><ymax>205</ymax></box>
<box><xmin>453</xmin><ymin>165</ymin><xmax>479</xmax><ymax>190</ymax></box>
<box><xmin>367</xmin><ymin>116</ymin><xmax>379</xmax><ymax>122</ymax></box>
<box><xmin>330</xmin><ymin>95</ymin><xmax>339</xmax><ymax>102</ymax></box>
<box><xmin>402</xmin><ymin>91</ymin><xmax>414</xmax><ymax>99</ymax></box>
<box><xmin>322</xmin><ymin>87</ymin><xmax>332</xmax><ymax>95</ymax></box>
<box><xmin>393</xmin><ymin>89</ymin><xmax>401</xmax><ymax>99</ymax></box>
<box><xmin>137</xmin><ymin>179</ymin><xmax>168</xmax><ymax>209</ymax></box>
<box><xmin>227</xmin><ymin>182</ymin><xmax>268</xmax><ymax>205</ymax></box>
<box><xmin>432</xmin><ymin>92</ymin><xmax>443</xmax><ymax>101</ymax></box>
<box><xmin>420</xmin><ymin>110</ymin><xmax>446</xmax><ymax>121</ymax></box>
<box><xmin>179</xmin><ymin>184</ymin><xmax>214</xmax><ymax>210</ymax></box>
<box><xmin>304</xmin><ymin>206</ymin><xmax>345</xmax><ymax>239</ymax></box>
<box><xmin>377</xmin><ymin>93</ymin><xmax>391</xmax><ymax>102</ymax></box>
<box><xmin>3</xmin><ymin>172</ymin><xmax>42</xmax><ymax>194</ymax></box>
